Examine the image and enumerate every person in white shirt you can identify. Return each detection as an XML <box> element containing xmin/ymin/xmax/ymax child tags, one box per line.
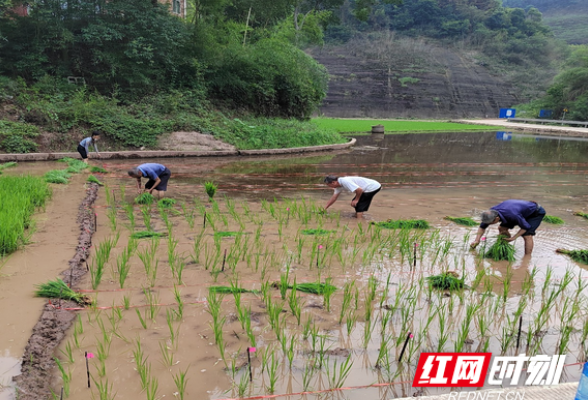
<box><xmin>323</xmin><ymin>175</ymin><xmax>382</xmax><ymax>219</ymax></box>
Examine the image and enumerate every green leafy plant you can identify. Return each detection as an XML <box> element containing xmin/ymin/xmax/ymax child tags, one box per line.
<box><xmin>90</xmin><ymin>166</ymin><xmax>107</xmax><ymax>173</ymax></box>
<box><xmin>44</xmin><ymin>170</ymin><xmax>72</xmax><ymax>184</ymax></box>
<box><xmin>204</xmin><ymin>181</ymin><xmax>217</xmax><ymax>199</ymax></box>
<box><xmin>130</xmin><ymin>230</ymin><xmax>165</xmax><ymax>239</ymax></box>
<box><xmin>574</xmin><ymin>211</ymin><xmax>588</xmax><ymax>220</ymax></box>
<box><xmin>426</xmin><ymin>272</ymin><xmax>465</xmax><ymax>290</ymax></box>
<box><xmin>0</xmin><ymin>162</ymin><xmax>17</xmax><ymax>174</ymax></box>
<box><xmin>444</xmin><ymin>216</ymin><xmax>477</xmax><ymax>226</ymax></box>
<box><xmin>157</xmin><ymin>198</ymin><xmax>176</xmax><ymax>208</ymax></box>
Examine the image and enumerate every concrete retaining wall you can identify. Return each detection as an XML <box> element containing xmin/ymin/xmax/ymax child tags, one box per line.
<box><xmin>0</xmin><ymin>139</ymin><xmax>356</xmax><ymax>162</ymax></box>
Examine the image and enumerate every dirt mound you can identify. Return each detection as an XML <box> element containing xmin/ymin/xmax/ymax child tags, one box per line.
<box><xmin>158</xmin><ymin>131</ymin><xmax>236</xmax><ymax>151</ymax></box>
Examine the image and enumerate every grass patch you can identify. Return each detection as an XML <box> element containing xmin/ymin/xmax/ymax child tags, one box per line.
<box><xmin>313</xmin><ymin>118</ymin><xmax>497</xmax><ymax>133</ymax></box>
<box><xmin>427</xmin><ymin>272</ymin><xmax>465</xmax><ymax>290</ymax></box>
<box><xmin>157</xmin><ymin>198</ymin><xmax>176</xmax><ymax>208</ymax></box>
<box><xmin>556</xmin><ymin>249</ymin><xmax>588</xmax><ymax>264</ymax></box>
<box><xmin>135</xmin><ymin>193</ymin><xmax>155</xmax><ymax>204</ymax></box>
<box><xmin>87</xmin><ymin>175</ymin><xmax>104</xmax><ymax>186</ymax></box>
<box><xmin>374</xmin><ymin>219</ymin><xmax>430</xmax><ymax>229</ymax></box>
<box><xmin>444</xmin><ymin>216</ymin><xmax>477</xmax><ymax>227</ymax></box>
<box><xmin>130</xmin><ymin>231</ymin><xmax>165</xmax><ymax>240</ymax></box>
<box><xmin>543</xmin><ymin>215</ymin><xmax>564</xmax><ymax>225</ymax></box>
<box><xmin>484</xmin><ymin>235</ymin><xmax>516</xmax><ymax>262</ymax></box>
<box><xmin>44</xmin><ymin>170</ymin><xmax>72</xmax><ymax>184</ymax></box>
<box><xmin>35</xmin><ymin>278</ymin><xmax>92</xmax><ymax>305</ymax></box>
<box><xmin>0</xmin><ymin>175</ymin><xmax>51</xmax><ymax>255</ymax></box>
<box><xmin>0</xmin><ymin>162</ymin><xmax>17</xmax><ymax>174</ymax></box>
<box><xmin>90</xmin><ymin>166</ymin><xmax>107</xmax><ymax>173</ymax></box>
<box><xmin>301</xmin><ymin>228</ymin><xmax>335</xmax><ymax>235</ymax></box>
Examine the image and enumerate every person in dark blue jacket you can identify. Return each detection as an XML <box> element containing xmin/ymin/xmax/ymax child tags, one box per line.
<box><xmin>470</xmin><ymin>199</ymin><xmax>546</xmax><ymax>255</ymax></box>
<box><xmin>127</xmin><ymin>163</ymin><xmax>171</xmax><ymax>199</ymax></box>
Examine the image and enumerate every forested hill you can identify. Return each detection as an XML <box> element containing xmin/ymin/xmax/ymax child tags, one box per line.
<box><xmin>502</xmin><ymin>0</ymin><xmax>588</xmax><ymax>44</ymax></box>
<box><xmin>315</xmin><ymin>0</ymin><xmax>563</xmax><ymax>119</ymax></box>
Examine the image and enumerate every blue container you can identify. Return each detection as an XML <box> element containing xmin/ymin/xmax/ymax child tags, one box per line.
<box><xmin>576</xmin><ymin>362</ymin><xmax>588</xmax><ymax>400</ymax></box>
<box><xmin>539</xmin><ymin>109</ymin><xmax>553</xmax><ymax>118</ymax></box>
<box><xmin>499</xmin><ymin>108</ymin><xmax>516</xmax><ymax>119</ymax></box>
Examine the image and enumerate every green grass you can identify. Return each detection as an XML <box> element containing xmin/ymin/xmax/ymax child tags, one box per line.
<box><xmin>0</xmin><ymin>175</ymin><xmax>51</xmax><ymax>255</ymax></box>
<box><xmin>444</xmin><ymin>216</ymin><xmax>477</xmax><ymax>227</ymax></box>
<box><xmin>301</xmin><ymin>229</ymin><xmax>335</xmax><ymax>235</ymax></box>
<box><xmin>374</xmin><ymin>219</ymin><xmax>430</xmax><ymax>229</ymax></box>
<box><xmin>543</xmin><ymin>215</ymin><xmax>564</xmax><ymax>225</ymax></box>
<box><xmin>44</xmin><ymin>170</ymin><xmax>72</xmax><ymax>184</ymax></box>
<box><xmin>90</xmin><ymin>166</ymin><xmax>107</xmax><ymax>173</ymax></box>
<box><xmin>0</xmin><ymin>162</ymin><xmax>17</xmax><ymax>174</ymax></box>
<box><xmin>313</xmin><ymin>118</ymin><xmax>497</xmax><ymax>133</ymax></box>
<box><xmin>130</xmin><ymin>231</ymin><xmax>165</xmax><ymax>240</ymax></box>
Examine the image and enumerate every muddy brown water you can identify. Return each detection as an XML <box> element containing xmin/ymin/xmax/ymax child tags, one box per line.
<box><xmin>2</xmin><ymin>131</ymin><xmax>588</xmax><ymax>400</ymax></box>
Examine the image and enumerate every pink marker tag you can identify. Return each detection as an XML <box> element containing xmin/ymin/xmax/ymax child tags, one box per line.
<box><xmin>248</xmin><ymin>347</ymin><xmax>256</xmax><ymax>353</ymax></box>
<box><xmin>318</xmin><ymin>245</ymin><xmax>323</xmax><ymax>249</ymax></box>
<box><xmin>86</xmin><ymin>352</ymin><xmax>95</xmax><ymax>359</ymax></box>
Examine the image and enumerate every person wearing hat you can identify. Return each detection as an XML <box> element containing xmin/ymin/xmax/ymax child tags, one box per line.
<box><xmin>470</xmin><ymin>199</ymin><xmax>546</xmax><ymax>255</ymax></box>
<box><xmin>323</xmin><ymin>175</ymin><xmax>381</xmax><ymax>219</ymax></box>
<box><xmin>127</xmin><ymin>163</ymin><xmax>171</xmax><ymax>199</ymax></box>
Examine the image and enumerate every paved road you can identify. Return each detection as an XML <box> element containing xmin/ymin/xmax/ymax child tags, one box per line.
<box><xmin>397</xmin><ymin>382</ymin><xmax>578</xmax><ymax>399</ymax></box>
<box><xmin>457</xmin><ymin>119</ymin><xmax>588</xmax><ymax>137</ymax></box>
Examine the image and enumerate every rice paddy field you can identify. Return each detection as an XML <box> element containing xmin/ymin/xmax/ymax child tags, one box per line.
<box><xmin>312</xmin><ymin>118</ymin><xmax>498</xmax><ymax>133</ymax></box>
<box><xmin>3</xmin><ymin>131</ymin><xmax>588</xmax><ymax>400</ymax></box>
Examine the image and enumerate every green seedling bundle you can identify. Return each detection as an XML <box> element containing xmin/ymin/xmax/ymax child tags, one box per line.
<box><xmin>484</xmin><ymin>235</ymin><xmax>516</xmax><ymax>261</ymax></box>
<box><xmin>543</xmin><ymin>215</ymin><xmax>564</xmax><ymax>224</ymax></box>
<box><xmin>443</xmin><ymin>216</ymin><xmax>477</xmax><ymax>226</ymax></box>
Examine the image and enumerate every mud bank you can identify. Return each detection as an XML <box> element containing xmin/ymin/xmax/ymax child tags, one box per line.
<box><xmin>13</xmin><ymin>184</ymin><xmax>98</xmax><ymax>400</ymax></box>
<box><xmin>0</xmin><ymin>139</ymin><xmax>356</xmax><ymax>162</ymax></box>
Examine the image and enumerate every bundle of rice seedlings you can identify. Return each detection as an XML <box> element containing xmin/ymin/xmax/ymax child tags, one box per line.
<box><xmin>90</xmin><ymin>166</ymin><xmax>107</xmax><ymax>173</ymax></box>
<box><xmin>87</xmin><ymin>175</ymin><xmax>104</xmax><ymax>186</ymax></box>
<box><xmin>484</xmin><ymin>235</ymin><xmax>516</xmax><ymax>262</ymax></box>
<box><xmin>44</xmin><ymin>170</ymin><xmax>72</xmax><ymax>184</ymax></box>
<box><xmin>573</xmin><ymin>211</ymin><xmax>588</xmax><ymax>220</ymax></box>
<box><xmin>301</xmin><ymin>229</ymin><xmax>334</xmax><ymax>235</ymax></box>
<box><xmin>374</xmin><ymin>219</ymin><xmax>430</xmax><ymax>229</ymax></box>
<box><xmin>214</xmin><ymin>231</ymin><xmax>241</xmax><ymax>239</ymax></box>
<box><xmin>0</xmin><ymin>162</ymin><xmax>17</xmax><ymax>174</ymax></box>
<box><xmin>35</xmin><ymin>278</ymin><xmax>93</xmax><ymax>305</ymax></box>
<box><xmin>209</xmin><ymin>286</ymin><xmax>258</xmax><ymax>294</ymax></box>
<box><xmin>426</xmin><ymin>272</ymin><xmax>465</xmax><ymax>290</ymax></box>
<box><xmin>130</xmin><ymin>230</ymin><xmax>165</xmax><ymax>239</ymax></box>
<box><xmin>135</xmin><ymin>193</ymin><xmax>155</xmax><ymax>204</ymax></box>
<box><xmin>59</xmin><ymin>157</ymin><xmax>88</xmax><ymax>173</ymax></box>
<box><xmin>204</xmin><ymin>181</ymin><xmax>217</xmax><ymax>199</ymax></box>
<box><xmin>543</xmin><ymin>215</ymin><xmax>564</xmax><ymax>224</ymax></box>
<box><xmin>157</xmin><ymin>198</ymin><xmax>176</xmax><ymax>208</ymax></box>
<box><xmin>444</xmin><ymin>216</ymin><xmax>477</xmax><ymax>227</ymax></box>
<box><xmin>271</xmin><ymin>281</ymin><xmax>337</xmax><ymax>295</ymax></box>
<box><xmin>556</xmin><ymin>249</ymin><xmax>588</xmax><ymax>264</ymax></box>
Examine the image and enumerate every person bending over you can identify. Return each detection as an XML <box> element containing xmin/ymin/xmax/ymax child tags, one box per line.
<box><xmin>323</xmin><ymin>175</ymin><xmax>381</xmax><ymax>219</ymax></box>
<box><xmin>471</xmin><ymin>199</ymin><xmax>546</xmax><ymax>255</ymax></box>
<box><xmin>77</xmin><ymin>131</ymin><xmax>100</xmax><ymax>164</ymax></box>
<box><xmin>128</xmin><ymin>163</ymin><xmax>171</xmax><ymax>199</ymax></box>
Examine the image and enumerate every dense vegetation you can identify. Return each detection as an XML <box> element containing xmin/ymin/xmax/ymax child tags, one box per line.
<box><xmin>0</xmin><ymin>0</ymin><xmax>349</xmax><ymax>151</ymax></box>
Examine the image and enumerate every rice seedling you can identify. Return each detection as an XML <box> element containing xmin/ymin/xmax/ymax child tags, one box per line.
<box><xmin>89</xmin><ymin>165</ymin><xmax>107</xmax><ymax>173</ymax></box>
<box><xmin>35</xmin><ymin>278</ymin><xmax>92</xmax><ymax>305</ymax></box>
<box><xmin>172</xmin><ymin>368</ymin><xmax>189</xmax><ymax>400</ymax></box>
<box><xmin>122</xmin><ymin>295</ymin><xmax>130</xmax><ymax>310</ymax></box>
<box><xmin>0</xmin><ymin>161</ymin><xmax>17</xmax><ymax>173</ymax></box>
<box><xmin>166</xmin><ymin>309</ymin><xmax>181</xmax><ymax>349</ymax></box>
<box><xmin>301</xmin><ymin>228</ymin><xmax>334</xmax><ymax>235</ymax></box>
<box><xmin>158</xmin><ymin>198</ymin><xmax>176</xmax><ymax>208</ymax></box>
<box><xmin>323</xmin><ymin>277</ymin><xmax>336</xmax><ymax>312</ymax></box>
<box><xmin>272</xmin><ymin>281</ymin><xmax>337</xmax><ymax>295</ymax></box>
<box><xmin>326</xmin><ymin>355</ymin><xmax>354</xmax><ymax>388</ymax></box>
<box><xmin>556</xmin><ymin>248</ymin><xmax>588</xmax><ymax>264</ymax></box>
<box><xmin>59</xmin><ymin>157</ymin><xmax>88</xmax><ymax>173</ymax></box>
<box><xmin>116</xmin><ymin>247</ymin><xmax>132</xmax><ymax>289</ymax></box>
<box><xmin>204</xmin><ymin>181</ymin><xmax>217</xmax><ymax>200</ymax></box>
<box><xmin>302</xmin><ymin>361</ymin><xmax>316</xmax><ymax>391</ymax></box>
<box><xmin>444</xmin><ymin>216</ymin><xmax>477</xmax><ymax>226</ymax></box>
<box><xmin>172</xmin><ymin>285</ymin><xmax>184</xmax><ymax>320</ymax></box>
<box><xmin>159</xmin><ymin>341</ymin><xmax>174</xmax><ymax>367</ymax></box>
<box><xmin>140</xmin><ymin>204</ymin><xmax>153</xmax><ymax>231</ymax></box>
<box><xmin>92</xmin><ymin>378</ymin><xmax>115</xmax><ymax>400</ymax></box>
<box><xmin>122</xmin><ymin>202</ymin><xmax>135</xmax><ymax>231</ymax></box>
<box><xmin>135</xmin><ymin>193</ymin><xmax>155</xmax><ymax>204</ymax></box>
<box><xmin>287</xmin><ymin>279</ymin><xmax>303</xmax><ymax>325</ymax></box>
<box><xmin>573</xmin><ymin>211</ymin><xmax>588</xmax><ymax>220</ymax></box>
<box><xmin>143</xmin><ymin>287</ymin><xmax>160</xmax><ymax>321</ymax></box>
<box><xmin>266</xmin><ymin>353</ymin><xmax>279</xmax><ymax>393</ymax></box>
<box><xmin>136</xmin><ymin>308</ymin><xmax>148</xmax><ymax>329</ymax></box>
<box><xmin>543</xmin><ymin>215</ymin><xmax>564</xmax><ymax>224</ymax></box>
<box><xmin>374</xmin><ymin>219</ymin><xmax>430</xmax><ymax>229</ymax></box>
<box><xmin>87</xmin><ymin>174</ymin><xmax>104</xmax><ymax>186</ymax></box>
<box><xmin>146</xmin><ymin>377</ymin><xmax>159</xmax><ymax>400</ymax></box>
<box><xmin>208</xmin><ymin>285</ymin><xmax>257</xmax><ymax>294</ymax></box>
<box><xmin>484</xmin><ymin>235</ymin><xmax>516</xmax><ymax>262</ymax></box>
<box><xmin>427</xmin><ymin>272</ymin><xmax>465</xmax><ymax>290</ymax></box>
<box><xmin>130</xmin><ymin>230</ymin><xmax>164</xmax><ymax>240</ymax></box>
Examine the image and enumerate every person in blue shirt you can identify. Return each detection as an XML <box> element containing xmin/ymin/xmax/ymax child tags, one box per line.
<box><xmin>127</xmin><ymin>163</ymin><xmax>172</xmax><ymax>198</ymax></box>
<box><xmin>470</xmin><ymin>199</ymin><xmax>546</xmax><ymax>255</ymax></box>
<box><xmin>77</xmin><ymin>131</ymin><xmax>100</xmax><ymax>164</ymax></box>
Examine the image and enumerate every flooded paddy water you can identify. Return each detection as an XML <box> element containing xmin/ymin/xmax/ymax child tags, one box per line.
<box><xmin>3</xmin><ymin>131</ymin><xmax>588</xmax><ymax>400</ymax></box>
